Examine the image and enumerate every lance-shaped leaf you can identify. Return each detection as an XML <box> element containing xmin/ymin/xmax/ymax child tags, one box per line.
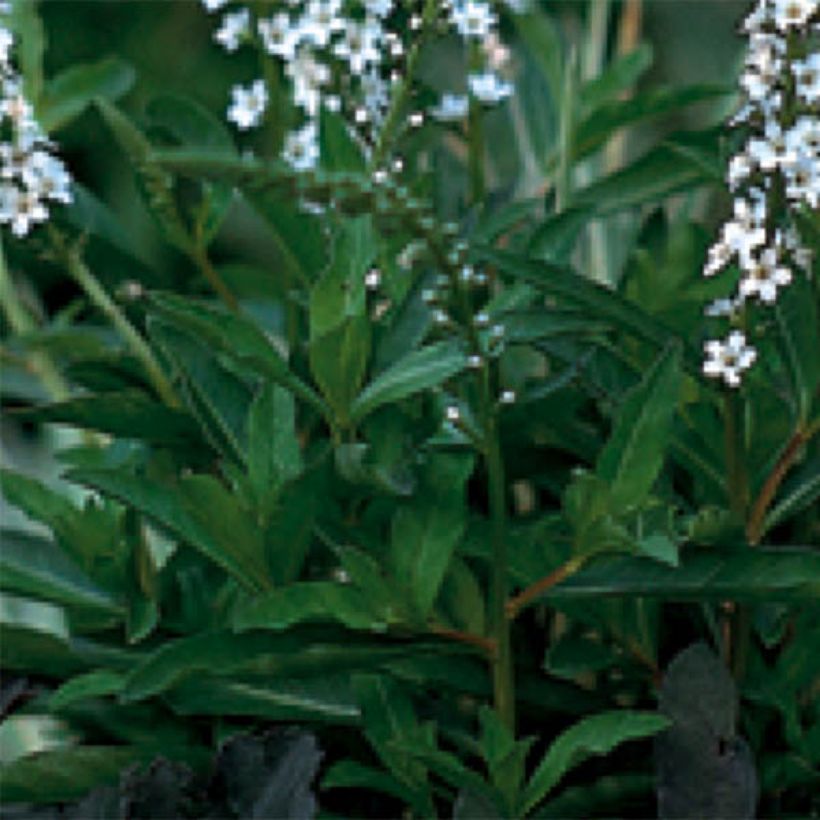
<box><xmin>16</xmin><ymin>390</ymin><xmax>203</xmax><ymax>448</ymax></box>
<box><xmin>39</xmin><ymin>56</ymin><xmax>135</xmax><ymax>133</ymax></box>
<box><xmin>390</xmin><ymin>452</ymin><xmax>475</xmax><ymax>619</ymax></box>
<box><xmin>67</xmin><ymin>468</ymin><xmax>271</xmax><ymax>593</ymax></box>
<box><xmin>149</xmin><ymin>293</ymin><xmax>327</xmax><ymax>415</ymax></box>
<box><xmin>596</xmin><ymin>344</ymin><xmax>682</xmax><ymax>510</ymax></box>
<box><xmin>149</xmin><ymin>319</ymin><xmax>253</xmax><ymax>465</ymax></box>
<box><xmin>543</xmin><ymin>547</ymin><xmax>820</xmax><ymax>604</ymax></box>
<box><xmin>0</xmin><ymin>529</ymin><xmax>122</xmax><ymax>618</ymax></box>
<box><xmin>309</xmin><ymin>315</ymin><xmax>371</xmax><ymax>426</ymax></box>
<box><xmin>477</xmin><ymin>248</ymin><xmax>699</xmax><ymax>372</ymax></box>
<box><xmin>522</xmin><ymin>711</ymin><xmax>670</xmax><ymax>814</ymax></box>
<box><xmin>351</xmin><ymin>341</ymin><xmax>468</xmax><ymax>423</ymax></box>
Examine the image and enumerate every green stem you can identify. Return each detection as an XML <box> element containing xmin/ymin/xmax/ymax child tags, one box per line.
<box><xmin>484</xmin><ymin>384</ymin><xmax>515</xmax><ymax>731</ymax></box>
<box><xmin>556</xmin><ymin>47</ymin><xmax>577</xmax><ymax>213</ymax></box>
<box><xmin>468</xmin><ymin>42</ymin><xmax>486</xmax><ymax>205</ymax></box>
<box><xmin>0</xmin><ymin>238</ymin><xmax>69</xmax><ymax>401</ymax></box>
<box><xmin>723</xmin><ymin>390</ymin><xmax>750</xmax><ymax>682</ymax></box>
<box><xmin>52</xmin><ymin>231</ymin><xmax>180</xmax><ymax>409</ymax></box>
<box><xmin>190</xmin><ymin>244</ymin><xmax>239</xmax><ymax>313</ymax></box>
<box><xmin>370</xmin><ymin>0</ymin><xmax>438</xmax><ymax>170</ymax></box>
<box><xmin>723</xmin><ymin>391</ymin><xmax>748</xmax><ymax>520</ymax></box>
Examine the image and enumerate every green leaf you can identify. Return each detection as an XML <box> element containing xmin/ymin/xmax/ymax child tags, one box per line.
<box><xmin>145</xmin><ymin>93</ymin><xmax>235</xmax><ymax>153</ymax></box>
<box><xmin>310</xmin><ymin>315</ymin><xmax>371</xmax><ymax>425</ymax></box>
<box><xmin>0</xmin><ymin>529</ymin><xmax>122</xmax><ymax>617</ymax></box>
<box><xmin>528</xmin><ymin>207</ymin><xmax>594</xmax><ymax>264</ymax></box>
<box><xmin>544</xmin><ymin>547</ymin><xmax>820</xmax><ymax>603</ymax></box>
<box><xmin>145</xmin><ymin>93</ymin><xmax>236</xmax><ymax>244</ymax></box>
<box><xmin>596</xmin><ymin>344</ymin><xmax>682</xmax><ymax>509</ymax></box>
<box><xmin>774</xmin><ymin>276</ymin><xmax>820</xmax><ymax>424</ymax></box>
<box><xmin>247</xmin><ymin>382</ymin><xmax>303</xmax><ymax>509</ymax></box>
<box><xmin>10</xmin><ymin>0</ymin><xmax>44</xmax><ymax>105</ymax></box>
<box><xmin>580</xmin><ymin>45</ymin><xmax>653</xmax><ymax>111</ymax></box>
<box><xmin>0</xmin><ymin>746</ymin><xmax>145</xmax><ymax>804</ymax></box>
<box><xmin>573</xmin><ymin>130</ymin><xmax>722</xmax><ymax>214</ymax></box>
<box><xmin>0</xmin><ymin>592</ymin><xmax>81</xmax><ymax>675</ymax></box>
<box><xmin>244</xmin><ymin>189</ymin><xmax>329</xmax><ymax>286</ymax></box>
<box><xmin>351</xmin><ymin>341</ymin><xmax>468</xmax><ymax>423</ymax></box>
<box><xmin>353</xmin><ymin>674</ymin><xmax>434</xmax><ymax>815</ymax></box>
<box><xmin>522</xmin><ymin>711</ymin><xmax>670</xmax><ymax>814</ymax></box>
<box><xmin>574</xmin><ymin>86</ymin><xmax>730</xmax><ymax>164</ymax></box>
<box><xmin>514</xmin><ymin>11</ymin><xmax>563</xmax><ymax>107</ymax></box>
<box><xmin>149</xmin><ymin>319</ymin><xmax>253</xmax><ymax>464</ymax></box>
<box><xmin>66</xmin><ymin>468</ymin><xmax>271</xmax><ymax>593</ymax></box>
<box><xmin>232</xmin><ymin>582</ymin><xmax>389</xmax><ymax>633</ymax></box>
<box><xmin>323</xmin><ymin>760</ymin><xmax>420</xmax><ymax>805</ymax></box>
<box><xmin>149</xmin><ymin>293</ymin><xmax>327</xmax><ymax>415</ymax></box>
<box><xmin>166</xmin><ymin>677</ymin><xmax>359</xmax><ymax>724</ymax></box>
<box><xmin>320</xmin><ymin>108</ymin><xmax>366</xmax><ymax>172</ymax></box>
<box><xmin>39</xmin><ymin>56</ymin><xmax>135</xmax><ymax>133</ymax></box>
<box><xmin>477</xmin><ymin>248</ymin><xmax>697</xmax><ymax>370</ymax></box>
<box><xmin>390</xmin><ymin>452</ymin><xmax>474</xmax><ymax>619</ymax></box>
<box><xmin>16</xmin><ymin>390</ymin><xmax>203</xmax><ymax>448</ymax></box>
<box><xmin>0</xmin><ymin>468</ymin><xmax>121</xmax><ymax>573</ymax></box>
<box><xmin>49</xmin><ymin>669</ymin><xmax>125</xmax><ymax>711</ymax></box>
<box><xmin>765</xmin><ymin>454</ymin><xmax>820</xmax><ymax>533</ymax></box>
<box><xmin>120</xmin><ymin>629</ymin><xmax>423</xmax><ymax>703</ymax></box>
<box><xmin>310</xmin><ymin>217</ymin><xmax>374</xmax><ymax>339</ymax></box>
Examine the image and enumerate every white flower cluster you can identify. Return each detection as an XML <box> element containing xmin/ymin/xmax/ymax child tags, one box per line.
<box><xmin>702</xmin><ymin>0</ymin><xmax>818</xmax><ymax>387</ymax></box>
<box><xmin>0</xmin><ymin>19</ymin><xmax>72</xmax><ymax>238</ymax></box>
<box><xmin>201</xmin><ymin>0</ymin><xmax>524</xmax><ymax>170</ymax></box>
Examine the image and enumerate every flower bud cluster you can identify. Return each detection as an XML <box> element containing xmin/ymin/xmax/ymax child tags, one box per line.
<box><xmin>201</xmin><ymin>0</ymin><xmax>524</xmax><ymax>169</ymax></box>
<box><xmin>702</xmin><ymin>0</ymin><xmax>818</xmax><ymax>388</ymax></box>
<box><xmin>0</xmin><ymin>16</ymin><xmax>72</xmax><ymax>237</ymax></box>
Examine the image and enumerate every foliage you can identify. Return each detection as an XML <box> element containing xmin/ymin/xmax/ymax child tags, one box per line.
<box><xmin>1</xmin><ymin>1</ymin><xmax>818</xmax><ymax>818</ymax></box>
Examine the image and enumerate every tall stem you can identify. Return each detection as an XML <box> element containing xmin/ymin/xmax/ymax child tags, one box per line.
<box><xmin>723</xmin><ymin>391</ymin><xmax>749</xmax><ymax>520</ymax></box>
<box><xmin>468</xmin><ymin>42</ymin><xmax>486</xmax><ymax>205</ymax></box>
<box><xmin>484</xmin><ymin>388</ymin><xmax>515</xmax><ymax>731</ymax></box>
<box><xmin>723</xmin><ymin>390</ymin><xmax>750</xmax><ymax>680</ymax></box>
<box><xmin>370</xmin><ymin>0</ymin><xmax>438</xmax><ymax>171</ymax></box>
<box><xmin>51</xmin><ymin>231</ymin><xmax>180</xmax><ymax>409</ymax></box>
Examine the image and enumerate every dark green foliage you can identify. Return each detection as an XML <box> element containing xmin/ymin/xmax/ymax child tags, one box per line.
<box><xmin>1</xmin><ymin>1</ymin><xmax>818</xmax><ymax>818</ymax></box>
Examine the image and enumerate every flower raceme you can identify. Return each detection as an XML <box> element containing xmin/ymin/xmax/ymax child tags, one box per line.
<box><xmin>201</xmin><ymin>0</ymin><xmax>525</xmax><ymax>170</ymax></box>
<box><xmin>0</xmin><ymin>12</ymin><xmax>73</xmax><ymax>238</ymax></box>
<box><xmin>701</xmin><ymin>0</ymin><xmax>818</xmax><ymax>387</ymax></box>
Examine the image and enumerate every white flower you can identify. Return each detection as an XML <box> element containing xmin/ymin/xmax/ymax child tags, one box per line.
<box><xmin>333</xmin><ymin>18</ymin><xmax>382</xmax><ymax>76</ymax></box>
<box><xmin>451</xmin><ymin>1</ymin><xmax>497</xmax><ymax>39</ymax></box>
<box><xmin>738</xmin><ymin>246</ymin><xmax>793</xmax><ymax>303</ymax></box>
<box><xmin>705</xmin><ymin>296</ymin><xmax>741</xmax><ymax>318</ymax></box>
<box><xmin>283</xmin><ymin>121</ymin><xmax>319</xmax><ymax>170</ymax></box>
<box><xmin>287</xmin><ymin>49</ymin><xmax>330</xmax><ymax>116</ymax></box>
<box><xmin>360</xmin><ymin>69</ymin><xmax>389</xmax><ymax>121</ymax></box>
<box><xmin>793</xmin><ymin>53</ymin><xmax>820</xmax><ymax>104</ymax></box>
<box><xmin>258</xmin><ymin>13</ymin><xmax>299</xmax><ymax>60</ymax></box>
<box><xmin>468</xmin><ymin>71</ymin><xmax>512</xmax><ymax>104</ymax></box>
<box><xmin>771</xmin><ymin>0</ymin><xmax>817</xmax><ymax>31</ymax></box>
<box><xmin>783</xmin><ymin>156</ymin><xmax>820</xmax><ymax>207</ymax></box>
<box><xmin>727</xmin><ymin>152</ymin><xmax>754</xmax><ymax>189</ymax></box>
<box><xmin>227</xmin><ymin>79</ymin><xmax>268</xmax><ymax>129</ymax></box>
<box><xmin>21</xmin><ymin>150</ymin><xmax>73</xmax><ymax>203</ymax></box>
<box><xmin>201</xmin><ymin>0</ymin><xmax>230</xmax><ymax>12</ymax></box>
<box><xmin>430</xmin><ymin>92</ymin><xmax>469</xmax><ymax>122</ymax></box>
<box><xmin>215</xmin><ymin>8</ymin><xmax>250</xmax><ymax>52</ymax></box>
<box><xmin>0</xmin><ymin>184</ymin><xmax>48</xmax><ymax>236</ymax></box>
<box><xmin>0</xmin><ymin>26</ymin><xmax>12</xmax><ymax>65</ymax></box>
<box><xmin>364</xmin><ymin>0</ymin><xmax>394</xmax><ymax>18</ymax></box>
<box><xmin>703</xmin><ymin>331</ymin><xmax>757</xmax><ymax>388</ymax></box>
<box><xmin>299</xmin><ymin>0</ymin><xmax>345</xmax><ymax>48</ymax></box>
<box><xmin>747</xmin><ymin>122</ymin><xmax>799</xmax><ymax>171</ymax></box>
